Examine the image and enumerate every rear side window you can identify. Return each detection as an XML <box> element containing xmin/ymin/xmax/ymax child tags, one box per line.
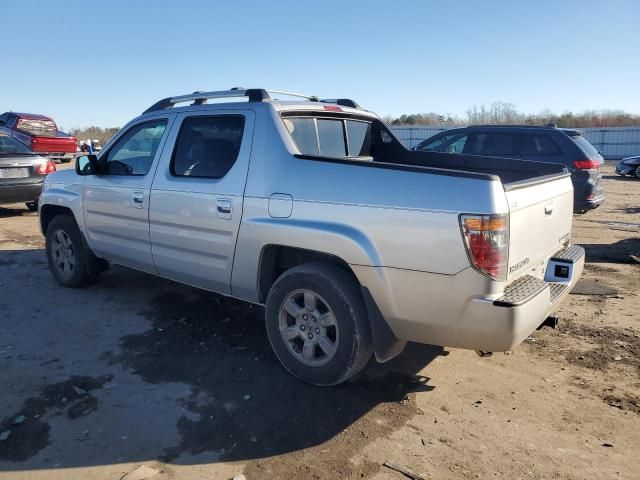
<box><xmin>171</xmin><ymin>116</ymin><xmax>245</xmax><ymax>178</ymax></box>
<box><xmin>571</xmin><ymin>135</ymin><xmax>600</xmax><ymax>158</ymax></box>
<box><xmin>519</xmin><ymin>134</ymin><xmax>563</xmax><ymax>155</ymax></box>
<box><xmin>0</xmin><ymin>135</ymin><xmax>33</xmax><ymax>154</ymax></box>
<box><xmin>466</xmin><ymin>133</ymin><xmax>518</xmax><ymax>156</ymax></box>
<box><xmin>283</xmin><ymin>116</ymin><xmax>373</xmax><ymax>158</ymax></box>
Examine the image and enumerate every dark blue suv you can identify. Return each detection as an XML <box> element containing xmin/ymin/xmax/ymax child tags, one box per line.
<box><xmin>415</xmin><ymin>125</ymin><xmax>605</xmax><ymax>213</ymax></box>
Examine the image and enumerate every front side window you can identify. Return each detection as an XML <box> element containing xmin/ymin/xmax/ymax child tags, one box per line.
<box><xmin>417</xmin><ymin>133</ymin><xmax>468</xmax><ymax>153</ymax></box>
<box><xmin>105</xmin><ymin>120</ymin><xmax>167</xmax><ymax>175</ymax></box>
<box><xmin>171</xmin><ymin>116</ymin><xmax>245</xmax><ymax>178</ymax></box>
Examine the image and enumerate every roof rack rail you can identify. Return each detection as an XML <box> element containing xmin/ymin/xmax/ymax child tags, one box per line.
<box><xmin>143</xmin><ymin>88</ymin><xmax>360</xmax><ymax>114</ymax></box>
<box><xmin>320</xmin><ymin>98</ymin><xmax>361</xmax><ymax>109</ymax></box>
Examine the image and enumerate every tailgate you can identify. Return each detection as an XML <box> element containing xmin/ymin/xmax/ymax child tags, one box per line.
<box><xmin>32</xmin><ymin>135</ymin><xmax>76</xmax><ymax>153</ymax></box>
<box><xmin>505</xmin><ymin>175</ymin><xmax>574</xmax><ymax>281</ymax></box>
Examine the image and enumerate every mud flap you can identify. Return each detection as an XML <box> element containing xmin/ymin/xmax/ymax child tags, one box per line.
<box><xmin>361</xmin><ymin>286</ymin><xmax>407</xmax><ymax>363</ymax></box>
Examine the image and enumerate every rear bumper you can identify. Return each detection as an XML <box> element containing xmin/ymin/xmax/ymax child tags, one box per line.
<box><xmin>352</xmin><ymin>244</ymin><xmax>585</xmax><ymax>354</ymax></box>
<box><xmin>46</xmin><ymin>152</ymin><xmax>76</xmax><ymax>162</ymax></box>
<box><xmin>457</xmin><ymin>245</ymin><xmax>584</xmax><ymax>351</ymax></box>
<box><xmin>0</xmin><ymin>182</ymin><xmax>43</xmax><ymax>204</ymax></box>
<box><xmin>574</xmin><ymin>194</ymin><xmax>605</xmax><ymax>212</ymax></box>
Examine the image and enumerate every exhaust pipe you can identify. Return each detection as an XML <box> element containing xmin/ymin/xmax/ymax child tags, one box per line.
<box><xmin>475</xmin><ymin>351</ymin><xmax>493</xmax><ymax>358</ymax></box>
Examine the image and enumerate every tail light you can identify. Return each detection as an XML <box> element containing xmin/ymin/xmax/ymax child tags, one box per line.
<box><xmin>35</xmin><ymin>160</ymin><xmax>56</xmax><ymax>175</ymax></box>
<box><xmin>574</xmin><ymin>159</ymin><xmax>600</xmax><ymax>169</ymax></box>
<box><xmin>460</xmin><ymin>214</ymin><xmax>509</xmax><ymax>280</ymax></box>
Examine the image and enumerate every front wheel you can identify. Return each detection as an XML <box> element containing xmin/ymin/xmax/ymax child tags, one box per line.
<box><xmin>265</xmin><ymin>263</ymin><xmax>373</xmax><ymax>386</ymax></box>
<box><xmin>45</xmin><ymin>215</ymin><xmax>102</xmax><ymax>288</ymax></box>
<box><xmin>635</xmin><ymin>168</ymin><xmax>640</xmax><ymax>179</ymax></box>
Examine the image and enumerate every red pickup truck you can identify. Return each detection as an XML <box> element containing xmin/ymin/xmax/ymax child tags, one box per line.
<box><xmin>0</xmin><ymin>112</ymin><xmax>77</xmax><ymax>163</ymax></box>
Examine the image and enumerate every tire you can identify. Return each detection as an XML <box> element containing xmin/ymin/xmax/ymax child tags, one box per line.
<box><xmin>61</xmin><ymin>158</ymin><xmax>72</xmax><ymax>164</ymax></box>
<box><xmin>635</xmin><ymin>168</ymin><xmax>640</xmax><ymax>179</ymax></box>
<box><xmin>25</xmin><ymin>200</ymin><xmax>38</xmax><ymax>212</ymax></box>
<box><xmin>45</xmin><ymin>214</ymin><xmax>102</xmax><ymax>288</ymax></box>
<box><xmin>265</xmin><ymin>262</ymin><xmax>373</xmax><ymax>386</ymax></box>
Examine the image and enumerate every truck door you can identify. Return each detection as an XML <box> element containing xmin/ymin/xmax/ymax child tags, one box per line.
<box><xmin>149</xmin><ymin>110</ymin><xmax>255</xmax><ymax>294</ymax></box>
<box><xmin>82</xmin><ymin>116</ymin><xmax>172</xmax><ymax>273</ymax></box>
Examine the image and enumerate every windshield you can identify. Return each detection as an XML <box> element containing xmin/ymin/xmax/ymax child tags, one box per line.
<box><xmin>0</xmin><ymin>135</ymin><xmax>34</xmax><ymax>155</ymax></box>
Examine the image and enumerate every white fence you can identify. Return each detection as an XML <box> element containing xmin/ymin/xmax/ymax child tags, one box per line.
<box><xmin>390</xmin><ymin>126</ymin><xmax>640</xmax><ymax>159</ymax></box>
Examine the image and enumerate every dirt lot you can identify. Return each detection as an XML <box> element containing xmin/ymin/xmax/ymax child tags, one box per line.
<box><xmin>0</xmin><ymin>163</ymin><xmax>638</xmax><ymax>480</ymax></box>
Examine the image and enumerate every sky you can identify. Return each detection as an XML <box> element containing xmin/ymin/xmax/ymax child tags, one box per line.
<box><xmin>2</xmin><ymin>0</ymin><xmax>639</xmax><ymax>129</ymax></box>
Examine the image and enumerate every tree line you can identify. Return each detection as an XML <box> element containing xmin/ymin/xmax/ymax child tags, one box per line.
<box><xmin>67</xmin><ymin>126</ymin><xmax>121</xmax><ymax>146</ymax></box>
<box><xmin>384</xmin><ymin>102</ymin><xmax>640</xmax><ymax>128</ymax></box>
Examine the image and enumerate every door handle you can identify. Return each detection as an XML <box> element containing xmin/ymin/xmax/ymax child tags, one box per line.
<box><xmin>132</xmin><ymin>191</ymin><xmax>145</xmax><ymax>208</ymax></box>
<box><xmin>544</xmin><ymin>203</ymin><xmax>554</xmax><ymax>216</ymax></box>
<box><xmin>216</xmin><ymin>198</ymin><xmax>232</xmax><ymax>219</ymax></box>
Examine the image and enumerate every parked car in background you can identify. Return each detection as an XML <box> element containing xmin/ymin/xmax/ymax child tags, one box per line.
<box><xmin>39</xmin><ymin>88</ymin><xmax>584</xmax><ymax>386</ymax></box>
<box><xmin>414</xmin><ymin>125</ymin><xmax>605</xmax><ymax>213</ymax></box>
<box><xmin>0</xmin><ymin>132</ymin><xmax>56</xmax><ymax>210</ymax></box>
<box><xmin>0</xmin><ymin>112</ymin><xmax>77</xmax><ymax>163</ymax></box>
<box><xmin>616</xmin><ymin>155</ymin><xmax>640</xmax><ymax>178</ymax></box>
<box><xmin>79</xmin><ymin>139</ymin><xmax>102</xmax><ymax>153</ymax></box>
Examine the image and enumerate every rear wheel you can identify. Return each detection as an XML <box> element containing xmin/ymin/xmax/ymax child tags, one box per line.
<box><xmin>265</xmin><ymin>263</ymin><xmax>373</xmax><ymax>386</ymax></box>
<box><xmin>635</xmin><ymin>168</ymin><xmax>640</xmax><ymax>179</ymax></box>
<box><xmin>46</xmin><ymin>215</ymin><xmax>101</xmax><ymax>287</ymax></box>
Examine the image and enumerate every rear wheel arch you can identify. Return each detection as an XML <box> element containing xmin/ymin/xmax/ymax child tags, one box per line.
<box><xmin>257</xmin><ymin>245</ymin><xmax>356</xmax><ymax>304</ymax></box>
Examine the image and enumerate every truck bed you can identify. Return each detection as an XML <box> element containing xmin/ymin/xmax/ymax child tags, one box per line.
<box><xmin>390</xmin><ymin>150</ymin><xmax>569</xmax><ymax>187</ymax></box>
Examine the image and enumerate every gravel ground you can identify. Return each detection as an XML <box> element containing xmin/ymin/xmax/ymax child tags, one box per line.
<box><xmin>0</xmin><ymin>163</ymin><xmax>638</xmax><ymax>480</ymax></box>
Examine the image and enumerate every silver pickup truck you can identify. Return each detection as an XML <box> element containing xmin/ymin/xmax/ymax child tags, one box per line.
<box><xmin>39</xmin><ymin>88</ymin><xmax>585</xmax><ymax>385</ymax></box>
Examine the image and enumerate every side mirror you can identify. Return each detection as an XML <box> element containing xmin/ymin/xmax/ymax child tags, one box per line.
<box><xmin>75</xmin><ymin>154</ymin><xmax>99</xmax><ymax>176</ymax></box>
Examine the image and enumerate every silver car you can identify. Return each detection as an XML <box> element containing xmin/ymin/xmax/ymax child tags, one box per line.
<box><xmin>0</xmin><ymin>133</ymin><xmax>56</xmax><ymax>210</ymax></box>
<box><xmin>39</xmin><ymin>88</ymin><xmax>584</xmax><ymax>385</ymax></box>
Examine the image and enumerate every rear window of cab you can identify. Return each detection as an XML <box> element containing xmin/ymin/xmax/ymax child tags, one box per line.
<box><xmin>282</xmin><ymin>116</ymin><xmax>372</xmax><ymax>158</ymax></box>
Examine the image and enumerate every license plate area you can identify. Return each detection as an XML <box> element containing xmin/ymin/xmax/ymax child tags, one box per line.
<box><xmin>0</xmin><ymin>167</ymin><xmax>29</xmax><ymax>179</ymax></box>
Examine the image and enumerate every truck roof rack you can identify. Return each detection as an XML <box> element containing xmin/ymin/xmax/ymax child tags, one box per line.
<box><xmin>143</xmin><ymin>88</ymin><xmax>359</xmax><ymax>114</ymax></box>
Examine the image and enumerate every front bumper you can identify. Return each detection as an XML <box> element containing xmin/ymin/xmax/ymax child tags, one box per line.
<box><xmin>0</xmin><ymin>182</ymin><xmax>43</xmax><ymax>204</ymax></box>
<box><xmin>616</xmin><ymin>162</ymin><xmax>637</xmax><ymax>175</ymax></box>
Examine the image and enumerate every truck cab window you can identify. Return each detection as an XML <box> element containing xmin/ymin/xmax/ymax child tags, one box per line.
<box><xmin>105</xmin><ymin>120</ymin><xmax>167</xmax><ymax>175</ymax></box>
<box><xmin>171</xmin><ymin>116</ymin><xmax>245</xmax><ymax>178</ymax></box>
